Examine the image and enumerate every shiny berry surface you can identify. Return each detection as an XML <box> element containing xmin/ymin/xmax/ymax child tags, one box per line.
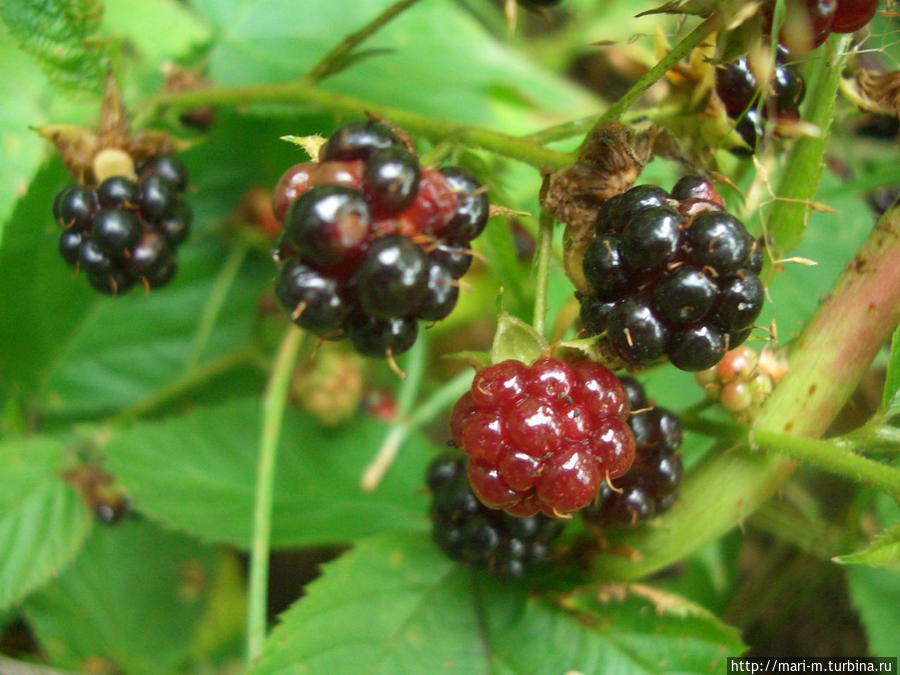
<box><xmin>276</xmin><ymin>258</ymin><xmax>349</xmax><ymax>335</ymax></box>
<box><xmin>453</xmin><ymin>357</ymin><xmax>635</xmax><ymax>517</ymax></box>
<box><xmin>831</xmin><ymin>0</ymin><xmax>878</xmax><ymax>32</ymax></box>
<box><xmin>319</xmin><ymin>121</ymin><xmax>401</xmax><ymax>161</ymax></box>
<box><xmin>439</xmin><ymin>166</ymin><xmax>490</xmax><ymax>243</ymax></box>
<box><xmin>363</xmin><ymin>146</ymin><xmax>421</xmax><ymax>215</ymax></box>
<box><xmin>285</xmin><ymin>186</ymin><xmax>372</xmax><ymax>269</ymax></box>
<box><xmin>353</xmin><ymin>235</ymin><xmax>430</xmax><ymax>319</ymax></box>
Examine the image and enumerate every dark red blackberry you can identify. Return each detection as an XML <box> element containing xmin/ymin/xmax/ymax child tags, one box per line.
<box><xmin>352</xmin><ymin>235</ymin><xmax>429</xmax><ymax>319</ymax></box>
<box><xmin>715</xmin><ymin>57</ymin><xmax>758</xmax><ymax>116</ymax></box>
<box><xmin>273</xmin><ymin>162</ymin><xmax>317</xmax><ymax>223</ymax></box>
<box><xmin>400</xmin><ymin>169</ymin><xmax>457</xmax><ymax>235</ymax></box>
<box><xmin>275</xmin><ymin>258</ymin><xmax>349</xmax><ymax>335</ymax></box>
<box><xmin>832</xmin><ymin>0</ymin><xmax>879</xmax><ymax>32</ymax></box>
<box><xmin>285</xmin><ymin>186</ymin><xmax>372</xmax><ymax>269</ymax></box>
<box><xmin>319</xmin><ymin>121</ymin><xmax>401</xmax><ymax>162</ymax></box>
<box><xmin>452</xmin><ymin>357</ymin><xmax>634</xmax><ymax>518</ymax></box>
<box><xmin>347</xmin><ymin>313</ymin><xmax>418</xmax><ymax>358</ymax></box>
<box><xmin>91</xmin><ymin>209</ymin><xmax>142</xmax><ymax>257</ymax></box>
<box><xmin>438</xmin><ymin>166</ymin><xmax>490</xmax><ymax>243</ymax></box>
<box><xmin>776</xmin><ymin>0</ymin><xmax>836</xmax><ymax>53</ymax></box>
<box><xmin>581</xmin><ymin>377</ymin><xmax>683</xmax><ymax>528</ymax></box>
<box><xmin>427</xmin><ymin>453</ymin><xmax>564</xmax><ymax>579</ymax></box>
<box><xmin>363</xmin><ymin>146</ymin><xmax>421</xmax><ymax>216</ymax></box>
<box><xmin>576</xmin><ymin>178</ymin><xmax>763</xmax><ymax>371</ymax></box>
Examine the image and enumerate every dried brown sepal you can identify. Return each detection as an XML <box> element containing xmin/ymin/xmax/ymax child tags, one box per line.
<box><xmin>852</xmin><ymin>70</ymin><xmax>900</xmax><ymax>119</ymax></box>
<box><xmin>35</xmin><ymin>69</ymin><xmax>190</xmax><ymax>186</ymax></box>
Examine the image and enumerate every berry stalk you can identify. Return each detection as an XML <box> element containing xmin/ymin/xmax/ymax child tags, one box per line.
<box><xmin>589</xmin><ymin>200</ymin><xmax>900</xmax><ymax>580</ymax></box>
<box><xmin>140</xmin><ymin>83</ymin><xmax>574</xmax><ymax>170</ymax></box>
<box><xmin>532</xmin><ymin>210</ymin><xmax>555</xmax><ymax>339</ymax></box>
<box><xmin>247</xmin><ymin>325</ymin><xmax>304</xmax><ymax>662</ymax></box>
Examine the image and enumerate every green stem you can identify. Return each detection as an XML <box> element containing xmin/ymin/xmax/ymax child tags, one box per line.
<box><xmin>306</xmin><ymin>0</ymin><xmax>423</xmax><ymax>83</ymax></box>
<box><xmin>396</xmin><ymin>334</ymin><xmax>427</xmax><ymax>415</ymax></box>
<box><xmin>361</xmin><ymin>369</ymin><xmax>474</xmax><ymax>491</ymax></box>
<box><xmin>142</xmin><ymin>84</ymin><xmax>573</xmax><ymax>170</ymax></box>
<box><xmin>247</xmin><ymin>325</ymin><xmax>304</xmax><ymax>663</ymax></box>
<box><xmin>751</xmin><ymin>429</ymin><xmax>900</xmax><ymax>501</ymax></box>
<box><xmin>589</xmin><ymin>199</ymin><xmax>900</xmax><ymax>580</ymax></box>
<box><xmin>111</xmin><ymin>345</ymin><xmax>256</xmax><ymax>425</ymax></box>
<box><xmin>596</xmin><ymin>11</ymin><xmax>724</xmax><ymax>126</ymax></box>
<box><xmin>765</xmin><ymin>34</ymin><xmax>852</xmax><ymax>258</ymax></box>
<box><xmin>187</xmin><ymin>240</ymin><xmax>249</xmax><ymax>368</ymax></box>
<box><xmin>533</xmin><ymin>210</ymin><xmax>554</xmax><ymax>339</ymax></box>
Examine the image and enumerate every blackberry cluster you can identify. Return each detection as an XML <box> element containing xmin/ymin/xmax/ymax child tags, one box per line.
<box><xmin>427</xmin><ymin>453</ymin><xmax>564</xmax><ymax>579</ymax></box>
<box><xmin>715</xmin><ymin>48</ymin><xmax>805</xmax><ymax>153</ymax></box>
<box><xmin>581</xmin><ymin>377</ymin><xmax>683</xmax><ymax>528</ymax></box>
<box><xmin>52</xmin><ymin>155</ymin><xmax>191</xmax><ymax>295</ymax></box>
<box><xmin>272</xmin><ymin>120</ymin><xmax>489</xmax><ymax>359</ymax></box>
<box><xmin>578</xmin><ymin>177</ymin><xmax>764</xmax><ymax>372</ymax></box>
<box><xmin>450</xmin><ymin>357</ymin><xmax>635</xmax><ymax>518</ymax></box>
<box><xmin>768</xmin><ymin>0</ymin><xmax>880</xmax><ymax>53</ymax></box>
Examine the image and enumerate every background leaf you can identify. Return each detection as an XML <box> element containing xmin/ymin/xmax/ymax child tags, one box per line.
<box><xmin>0</xmin><ymin>436</ymin><xmax>92</xmax><ymax>611</ymax></box>
<box><xmin>0</xmin><ymin>0</ymin><xmax>108</xmax><ymax>97</ymax></box>
<box><xmin>846</xmin><ymin>566</ymin><xmax>900</xmax><ymax>658</ymax></box>
<box><xmin>23</xmin><ymin>518</ymin><xmax>216</xmax><ymax>675</ymax></box>
<box><xmin>252</xmin><ymin>531</ymin><xmax>744</xmax><ymax>674</ymax></box>
<box><xmin>835</xmin><ymin>521</ymin><xmax>900</xmax><ymax>569</ymax></box>
<box><xmin>104</xmin><ymin>400</ymin><xmax>435</xmax><ymax>547</ymax></box>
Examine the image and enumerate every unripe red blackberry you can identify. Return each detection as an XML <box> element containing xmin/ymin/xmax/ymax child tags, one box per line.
<box><xmin>696</xmin><ymin>345</ymin><xmax>788</xmax><ymax>421</ymax></box>
<box><xmin>428</xmin><ymin>453</ymin><xmax>565</xmax><ymax>579</ymax></box>
<box><xmin>581</xmin><ymin>377</ymin><xmax>683</xmax><ymax>528</ymax></box>
<box><xmin>451</xmin><ymin>357</ymin><xmax>634</xmax><ymax>518</ymax></box>
<box><xmin>270</xmin><ymin>120</ymin><xmax>490</xmax><ymax>361</ymax></box>
<box><xmin>51</xmin><ymin>153</ymin><xmax>192</xmax><ymax>296</ymax></box>
<box><xmin>577</xmin><ymin>178</ymin><xmax>764</xmax><ymax>371</ymax></box>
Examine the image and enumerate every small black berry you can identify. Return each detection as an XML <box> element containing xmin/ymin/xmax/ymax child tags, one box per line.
<box><xmin>140</xmin><ymin>174</ymin><xmax>177</xmax><ymax>223</ymax></box>
<box><xmin>579</xmin><ymin>295</ymin><xmax>616</xmax><ymax>336</ymax></box>
<box><xmin>139</xmin><ymin>155</ymin><xmax>189</xmax><ymax>192</ymax></box>
<box><xmin>353</xmin><ymin>235</ymin><xmax>430</xmax><ymax>319</ymax></box>
<box><xmin>92</xmin><ymin>209</ymin><xmax>142</xmax><ymax>257</ymax></box>
<box><xmin>78</xmin><ymin>239</ymin><xmax>113</xmax><ymax>275</ymax></box>
<box><xmin>582</xmin><ymin>234</ymin><xmax>630</xmax><ymax>300</ymax></box>
<box><xmin>275</xmin><ymin>258</ymin><xmax>350</xmax><ymax>335</ymax></box>
<box><xmin>57</xmin><ymin>186</ymin><xmax>96</xmax><ymax>231</ymax></box>
<box><xmin>159</xmin><ymin>201</ymin><xmax>192</xmax><ymax>247</ymax></box>
<box><xmin>285</xmin><ymin>186</ymin><xmax>372</xmax><ymax>269</ymax></box>
<box><xmin>96</xmin><ymin>176</ymin><xmax>140</xmax><ymax>209</ymax></box>
<box><xmin>606</xmin><ymin>296</ymin><xmax>668</xmax><ymax>365</ymax></box>
<box><xmin>347</xmin><ymin>313</ymin><xmax>418</xmax><ymax>358</ymax></box>
<box><xmin>429</xmin><ymin>244</ymin><xmax>472</xmax><ymax>279</ymax></box>
<box><xmin>685</xmin><ymin>211</ymin><xmax>754</xmax><ymax>274</ymax></box>
<box><xmin>712</xmin><ymin>272</ymin><xmax>765</xmax><ymax>331</ymax></box>
<box><xmin>58</xmin><ymin>230</ymin><xmax>83</xmax><ymax>267</ymax></box>
<box><xmin>363</xmin><ymin>146</ymin><xmax>421</xmax><ymax>215</ymax></box>
<box><xmin>415</xmin><ymin>262</ymin><xmax>458</xmax><ymax>321</ymax></box>
<box><xmin>439</xmin><ymin>166</ymin><xmax>489</xmax><ymax>243</ymax></box>
<box><xmin>320</xmin><ymin>121</ymin><xmax>401</xmax><ymax>162</ymax></box>
<box><xmin>667</xmin><ymin>324</ymin><xmax>726</xmax><ymax>372</ymax></box>
<box><xmin>652</xmin><ymin>267</ymin><xmax>718</xmax><ymax>325</ymax></box>
<box><xmin>621</xmin><ymin>206</ymin><xmax>683</xmax><ymax>272</ymax></box>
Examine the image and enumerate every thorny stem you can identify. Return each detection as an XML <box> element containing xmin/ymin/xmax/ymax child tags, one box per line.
<box><xmin>533</xmin><ymin>210</ymin><xmax>555</xmax><ymax>340</ymax></box>
<box><xmin>306</xmin><ymin>0</ymin><xmax>424</xmax><ymax>83</ymax></box>
<box><xmin>141</xmin><ymin>83</ymin><xmax>573</xmax><ymax>170</ymax></box>
<box><xmin>590</xmin><ymin>201</ymin><xmax>900</xmax><ymax>580</ymax></box>
<box><xmin>247</xmin><ymin>325</ymin><xmax>304</xmax><ymax>663</ymax></box>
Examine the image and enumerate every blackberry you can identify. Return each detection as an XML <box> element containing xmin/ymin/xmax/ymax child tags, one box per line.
<box><xmin>276</xmin><ymin>258</ymin><xmax>349</xmax><ymax>335</ymax></box>
<box><xmin>51</xmin><ymin>153</ymin><xmax>192</xmax><ymax>295</ymax></box>
<box><xmin>577</xmin><ymin>179</ymin><xmax>763</xmax><ymax>371</ymax></box>
<box><xmin>352</xmin><ymin>235</ymin><xmax>430</xmax><ymax>319</ymax></box>
<box><xmin>832</xmin><ymin>0</ymin><xmax>879</xmax><ymax>32</ymax></box>
<box><xmin>319</xmin><ymin>121</ymin><xmax>401</xmax><ymax>162</ymax></box>
<box><xmin>285</xmin><ymin>186</ymin><xmax>372</xmax><ymax>270</ymax></box>
<box><xmin>427</xmin><ymin>454</ymin><xmax>564</xmax><ymax>579</ymax></box>
<box><xmin>91</xmin><ymin>209</ymin><xmax>142</xmax><ymax>257</ymax></box>
<box><xmin>270</xmin><ymin>121</ymin><xmax>491</xmax><ymax>361</ymax></box>
<box><xmin>582</xmin><ymin>377</ymin><xmax>683</xmax><ymax>528</ymax></box>
<box><xmin>363</xmin><ymin>146</ymin><xmax>421</xmax><ymax>215</ymax></box>
<box><xmin>452</xmin><ymin>357</ymin><xmax>634</xmax><ymax>517</ymax></box>
<box><xmin>439</xmin><ymin>166</ymin><xmax>490</xmax><ymax>243</ymax></box>
<box><xmin>715</xmin><ymin>57</ymin><xmax>759</xmax><ymax>117</ymax></box>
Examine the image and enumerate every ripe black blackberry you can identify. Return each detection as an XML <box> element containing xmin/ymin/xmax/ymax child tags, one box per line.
<box><xmin>272</xmin><ymin>120</ymin><xmax>490</xmax><ymax>361</ymax></box>
<box><xmin>427</xmin><ymin>453</ymin><xmax>565</xmax><ymax>579</ymax></box>
<box><xmin>578</xmin><ymin>177</ymin><xmax>763</xmax><ymax>371</ymax></box>
<box><xmin>52</xmin><ymin>153</ymin><xmax>191</xmax><ymax>295</ymax></box>
<box><xmin>714</xmin><ymin>48</ymin><xmax>805</xmax><ymax>153</ymax></box>
<box><xmin>581</xmin><ymin>377</ymin><xmax>683</xmax><ymax>528</ymax></box>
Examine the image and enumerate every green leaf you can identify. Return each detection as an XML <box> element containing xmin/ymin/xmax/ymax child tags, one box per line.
<box><xmin>23</xmin><ymin>518</ymin><xmax>216</xmax><ymax>675</ymax></box>
<box><xmin>883</xmin><ymin>324</ymin><xmax>900</xmax><ymax>417</ymax></box>
<box><xmin>104</xmin><ymin>399</ymin><xmax>433</xmax><ymax>547</ymax></box>
<box><xmin>194</xmin><ymin>0</ymin><xmax>597</xmax><ymax>128</ymax></box>
<box><xmin>835</xmin><ymin>521</ymin><xmax>900</xmax><ymax>569</ymax></box>
<box><xmin>0</xmin><ymin>0</ymin><xmax>108</xmax><ymax>97</ymax></box>
<box><xmin>100</xmin><ymin>0</ymin><xmax>210</xmax><ymax>65</ymax></box>
<box><xmin>252</xmin><ymin>531</ymin><xmax>744</xmax><ymax>674</ymax></box>
<box><xmin>0</xmin><ymin>436</ymin><xmax>92</xmax><ymax>611</ymax></box>
<box><xmin>491</xmin><ymin>311</ymin><xmax>545</xmax><ymax>365</ymax></box>
<box><xmin>846</xmin><ymin>566</ymin><xmax>900</xmax><ymax>658</ymax></box>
